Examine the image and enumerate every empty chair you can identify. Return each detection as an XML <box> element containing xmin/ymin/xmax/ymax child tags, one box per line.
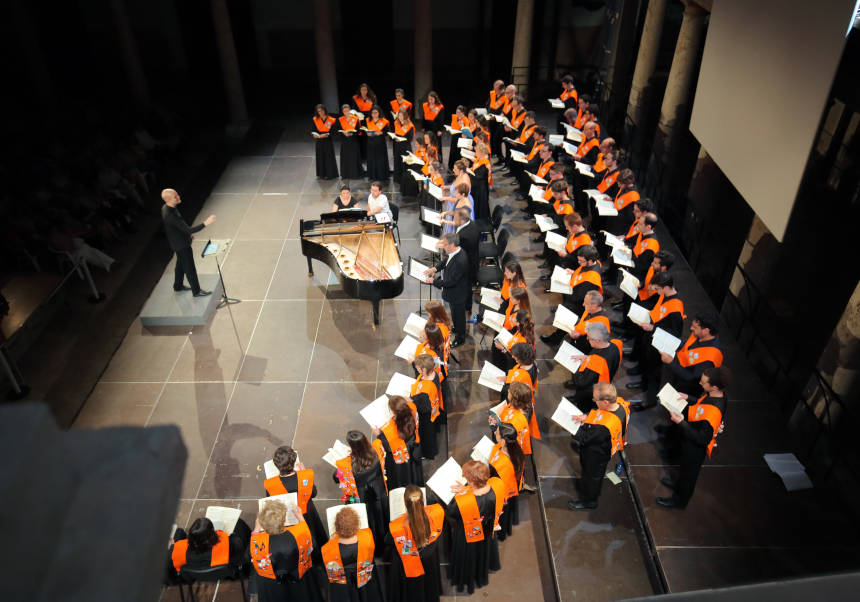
<box><xmin>477</xmin><ymin>205</ymin><xmax>503</xmax><ymax>239</ymax></box>
<box><xmin>478</xmin><ymin>227</ymin><xmax>510</xmax><ymax>261</ymax></box>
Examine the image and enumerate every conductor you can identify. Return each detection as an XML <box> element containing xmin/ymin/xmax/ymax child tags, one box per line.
<box><xmin>161</xmin><ymin>188</ymin><xmax>216</xmax><ymax>297</ymax></box>
<box><xmin>423</xmin><ymin>232</ymin><xmax>469</xmax><ymax>347</ymax></box>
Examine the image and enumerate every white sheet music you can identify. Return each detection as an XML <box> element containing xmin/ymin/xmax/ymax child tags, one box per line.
<box><xmin>403</xmin><ymin>312</ymin><xmax>428</xmax><ymax>338</ymax></box>
<box><xmin>551</xmin><ymin>397</ymin><xmax>584</xmax><ymax>436</ymax></box>
<box><xmin>480</xmin><ymin>287</ymin><xmax>503</xmax><ymax>310</ymax></box>
<box><xmin>420</xmin><ymin>233</ymin><xmax>440</xmax><ymax>252</ymax></box>
<box><xmin>444</xmin><ymin>125</ymin><xmax>461</xmax><ymax>134</ymax></box>
<box><xmin>529</xmin><ymin>184</ymin><xmax>547</xmax><ymax>202</ymax></box>
<box><xmin>259</xmin><ymin>494</ymin><xmax>300</xmax><ymax>526</ymax></box>
<box><xmin>326</xmin><ymin>503</ymin><xmax>368</xmax><ymax>536</ymax></box>
<box><xmin>360</xmin><ymin>395</ymin><xmax>394</xmax><ymax>428</ymax></box>
<box><xmin>205</xmin><ymin>506</ymin><xmax>241</xmax><ymax>534</ymax></box>
<box><xmin>457</xmin><ymin>137</ymin><xmax>473</xmax><ymax>149</ymax></box>
<box><xmin>554</xmin><ymin>340</ymin><xmax>585</xmax><ymax>374</ymax></box>
<box><xmin>561</xmin><ymin>141</ymin><xmax>578</xmax><ymax>156</ymax></box>
<box><xmin>510</xmin><ymin>149</ymin><xmax>527</xmax><ymax>163</ymax></box>
<box><xmin>471</xmin><ymin>436</ymin><xmax>496</xmax><ymax>464</ymax></box>
<box><xmin>536</xmin><ymin>214</ymin><xmax>559</xmax><ymax>232</ymax></box>
<box><xmin>386</xmin><ymin>372</ymin><xmax>415</xmax><ymax>397</ymax></box>
<box><xmin>263</xmin><ymin>460</ymin><xmax>279</xmax><ymax>479</ymax></box>
<box><xmin>474</xmin><ymin>108</ymin><xmax>488</xmax><ymax>117</ymax></box>
<box><xmin>322</xmin><ymin>439</ymin><xmax>351</xmax><ymax>468</ymax></box>
<box><xmin>388</xmin><ymin>487</ymin><xmax>427</xmax><ymax>519</ymax></box>
<box><xmin>574</xmin><ymin>161</ymin><xmax>594</xmax><ymax>177</ymax></box>
<box><xmin>652</xmin><ymin>327</ymin><xmax>682</xmax><ymax>357</ymax></box>
<box><xmin>548</xmin><ymin>98</ymin><xmax>565</xmax><ymax>109</ymax></box>
<box><xmin>427</xmin><ymin>457</ymin><xmax>466</xmax><ymax>505</ymax></box>
<box><xmin>421</xmin><ymin>206</ymin><xmax>442</xmax><ymax>226</ymax></box>
<box><xmin>627</xmin><ymin>302</ymin><xmax>651</xmax><ymax>325</ymax></box>
<box><xmin>311</xmin><ymin>132</ymin><xmax>322</xmax><ymax>139</ymax></box>
<box><xmin>563</xmin><ymin>124</ymin><xmax>583</xmax><ymax>142</ymax></box>
<box><xmin>482</xmin><ymin>310</ymin><xmax>505</xmax><ymax>332</ymax></box>
<box><xmin>394</xmin><ymin>335</ymin><xmax>420</xmax><ymax>362</ymax></box>
<box><xmin>551</xmin><ymin>265</ymin><xmax>572</xmax><ymax>287</ymax></box>
<box><xmin>619</xmin><ymin>269</ymin><xmax>640</xmax><ymax>299</ymax></box>
<box><xmin>427</xmin><ymin>182</ymin><xmax>444</xmax><ymax>200</ymax></box>
<box><xmin>584</xmin><ymin>189</ymin><xmax>609</xmax><ymax>202</ymax></box>
<box><xmin>478</xmin><ymin>361</ymin><xmax>507</xmax><ymax>392</ymax></box>
<box><xmin>595</xmin><ymin>199</ymin><xmax>618</xmax><ymax>216</ymax></box>
<box><xmin>602</xmin><ymin>230</ymin><xmax>627</xmax><ymax>249</ymax></box>
<box><xmin>552</xmin><ymin>304</ymin><xmax>579</xmax><ymax>334</ymax></box>
<box><xmin>408</xmin><ymin>257</ymin><xmax>432</xmax><ymax>281</ymax></box>
<box><xmin>526</xmin><ymin>171</ymin><xmax>548</xmax><ymax>184</ymax></box>
<box><xmin>387</xmin><ymin>132</ymin><xmax>407</xmax><ymax>141</ymax></box>
<box><xmin>495</xmin><ymin>328</ymin><xmax>514</xmax><ymax>348</ymax></box>
<box><xmin>545</xmin><ymin>231</ymin><xmax>567</xmax><ymax>252</ymax></box>
<box><xmin>350</xmin><ymin>110</ymin><xmax>365</xmax><ymax>120</ymax></box>
<box><xmin>657</xmin><ymin>383</ymin><xmax>687</xmax><ymax>414</ymax></box>
<box><xmin>405</xmin><ymin>151</ymin><xmax>425</xmax><ymax>166</ymax></box>
<box><xmin>409</xmin><ymin>170</ymin><xmax>426</xmax><ymax>181</ymax></box>
<box><xmin>612</xmin><ymin>246</ymin><xmax>634</xmax><ymax>267</ymax></box>
<box><xmin>547</xmin><ymin>134</ymin><xmax>564</xmax><ymax>145</ymax></box>
<box><xmin>460</xmin><ymin>148</ymin><xmax>476</xmax><ymax>160</ymax></box>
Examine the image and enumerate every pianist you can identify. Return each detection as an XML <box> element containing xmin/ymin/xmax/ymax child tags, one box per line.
<box><xmin>366</xmin><ymin>181</ymin><xmax>393</xmax><ymax>222</ymax></box>
<box><xmin>332</xmin><ymin>185</ymin><xmax>360</xmax><ymax>212</ymax></box>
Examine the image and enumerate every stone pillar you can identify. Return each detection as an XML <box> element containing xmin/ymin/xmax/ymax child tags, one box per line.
<box><xmin>313</xmin><ymin>0</ymin><xmax>338</xmax><ymax>110</ymax></box>
<box><xmin>10</xmin><ymin>0</ymin><xmax>54</xmax><ymax>111</ymax></box>
<box><xmin>510</xmin><ymin>0</ymin><xmax>535</xmax><ymax>98</ymax></box>
<box><xmin>414</xmin><ymin>0</ymin><xmax>432</xmax><ymax>116</ymax></box>
<box><xmin>210</xmin><ymin>0</ymin><xmax>249</xmax><ymax>125</ymax></box>
<box><xmin>655</xmin><ymin>0</ymin><xmax>707</xmax><ymax>160</ymax></box>
<box><xmin>109</xmin><ymin>0</ymin><xmax>150</xmax><ymax>110</ymax></box>
<box><xmin>627</xmin><ymin>0</ymin><xmax>668</xmax><ymax>126</ymax></box>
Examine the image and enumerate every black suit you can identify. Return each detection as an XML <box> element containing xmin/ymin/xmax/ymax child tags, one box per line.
<box><xmin>162</xmin><ymin>204</ymin><xmax>206</xmax><ymax>294</ymax></box>
<box><xmin>433</xmin><ymin>248</ymin><xmax>470</xmax><ymax>340</ymax></box>
<box><xmin>455</xmin><ymin>222</ymin><xmax>479</xmax><ymax>289</ymax></box>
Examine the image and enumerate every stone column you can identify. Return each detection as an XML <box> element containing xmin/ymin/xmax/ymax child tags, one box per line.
<box><xmin>655</xmin><ymin>0</ymin><xmax>707</xmax><ymax>160</ymax></box>
<box><xmin>627</xmin><ymin>0</ymin><xmax>668</xmax><ymax>126</ymax></box>
<box><xmin>510</xmin><ymin>0</ymin><xmax>535</xmax><ymax>98</ymax></box>
<box><xmin>210</xmin><ymin>0</ymin><xmax>249</xmax><ymax>125</ymax></box>
<box><xmin>414</xmin><ymin>0</ymin><xmax>432</xmax><ymax>116</ymax></box>
<box><xmin>109</xmin><ymin>0</ymin><xmax>150</xmax><ymax>110</ymax></box>
<box><xmin>313</xmin><ymin>0</ymin><xmax>338</xmax><ymax>110</ymax></box>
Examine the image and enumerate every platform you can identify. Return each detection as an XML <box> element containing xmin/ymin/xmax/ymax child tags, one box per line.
<box><xmin>139</xmin><ymin>272</ymin><xmax>223</xmax><ymax>327</ymax></box>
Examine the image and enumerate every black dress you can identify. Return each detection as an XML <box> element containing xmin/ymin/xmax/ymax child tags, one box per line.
<box><xmin>328</xmin><ymin>542</ymin><xmax>385</xmax><ymax>602</ymax></box>
<box><xmin>314</xmin><ymin>120</ymin><xmax>339</xmax><ymax>179</ymax></box>
<box><xmin>252</xmin><ymin>530</ymin><xmax>324</xmax><ymax>602</ymax></box>
<box><xmin>470</xmin><ymin>163</ymin><xmax>490</xmax><ymax>222</ymax></box>
<box><xmin>445</xmin><ymin>490</ymin><xmax>501</xmax><ymax>594</ymax></box>
<box><xmin>265</xmin><ymin>473</ymin><xmax>329</xmax><ymax>554</ymax></box>
<box><xmin>365</xmin><ymin>120</ymin><xmax>391</xmax><ymax>181</ymax></box>
<box><xmin>166</xmin><ymin>520</ymin><xmax>250</xmax><ymax>584</ymax></box>
<box><xmin>400</xmin><ymin>162</ymin><xmax>424</xmax><ymax>199</ymax></box>
<box><xmin>384</xmin><ymin>530</ymin><xmax>442</xmax><ymax>602</ymax></box>
<box><xmin>410</xmin><ymin>378</ymin><xmax>440</xmax><ymax>460</ymax></box>
<box><xmin>339</xmin><ymin>125</ymin><xmax>364</xmax><ymax>180</ymax></box>
<box><xmin>489</xmin><ymin>464</ymin><xmax>521</xmax><ymax>541</ymax></box>
<box><xmin>448</xmin><ymin>131</ymin><xmax>462</xmax><ymax>169</ymax></box>
<box><xmin>334</xmin><ymin>460</ymin><xmax>390</xmax><ymax>549</ymax></box>
<box><xmin>378</xmin><ymin>431</ymin><xmax>424</xmax><ymax>489</ymax></box>
<box><xmin>392</xmin><ymin>126</ymin><xmax>414</xmax><ymax>181</ymax></box>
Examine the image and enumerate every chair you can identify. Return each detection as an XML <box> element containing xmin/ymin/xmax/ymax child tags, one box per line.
<box><xmin>477</xmin><ymin>205</ymin><xmax>503</xmax><ymax>239</ymax></box>
<box><xmin>179</xmin><ymin>563</ymin><xmax>248</xmax><ymax>602</ymax></box>
<box><xmin>478</xmin><ymin>227</ymin><xmax>510</xmax><ymax>261</ymax></box>
<box><xmin>477</xmin><ymin>251</ymin><xmax>517</xmax><ymax>289</ymax></box>
<box><xmin>389</xmin><ymin>203</ymin><xmax>401</xmax><ymax>246</ymax></box>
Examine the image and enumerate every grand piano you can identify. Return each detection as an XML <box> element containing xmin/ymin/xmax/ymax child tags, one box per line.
<box><xmin>300</xmin><ymin>210</ymin><xmax>404</xmax><ymax>324</ymax></box>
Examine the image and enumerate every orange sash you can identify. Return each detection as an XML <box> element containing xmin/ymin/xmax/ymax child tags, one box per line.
<box><xmin>264</xmin><ymin>469</ymin><xmax>314</xmax><ymax>513</ymax></box>
<box><xmin>570</xmin><ymin>266</ymin><xmax>603</xmax><ymax>294</ymax></box>
<box><xmin>366</xmin><ymin>118</ymin><xmax>389</xmax><ymax>133</ymax></box>
<box><xmin>381</xmin><ymin>419</ymin><xmax>411</xmax><ymax>464</ymax></box>
<box><xmin>390</xmin><ymin>98</ymin><xmax>412</xmax><ymax>113</ymax></box>
<box><xmin>584</xmin><ymin>409</ymin><xmax>624</xmax><ymax>455</ymax></box>
<box><xmin>353</xmin><ymin>95</ymin><xmax>373</xmax><ymax>112</ymax></box>
<box><xmin>677</xmin><ymin>335</ymin><xmax>724</xmax><ymax>368</ymax></box>
<box><xmin>322</xmin><ymin>529</ymin><xmax>375</xmax><ymax>586</ymax></box>
<box><xmin>573</xmin><ymin>311</ymin><xmax>611</xmax><ymax>336</ymax></box>
<box><xmin>338</xmin><ymin>115</ymin><xmax>358</xmax><ymax>131</ymax></box>
<box><xmin>313</xmin><ymin>116</ymin><xmax>336</xmax><ymax>133</ymax></box>
<box><xmin>454</xmin><ymin>478</ymin><xmax>506</xmax><ymax>542</ymax></box>
<box><xmin>500</xmin><ymin>405</ymin><xmax>532</xmax><ymax>454</ymax></box>
<box><xmin>411</xmin><ymin>377</ymin><xmax>443</xmax><ymax>420</ymax></box>
<box><xmin>286</xmin><ymin>522</ymin><xmax>314</xmax><ymax>578</ymax></box>
<box><xmin>614</xmin><ymin>188</ymin><xmax>640</xmax><ymax>211</ymax></box>
<box><xmin>389</xmin><ymin>504</ymin><xmax>444</xmax><ymax>577</ymax></box>
<box><xmin>394</xmin><ymin>121</ymin><xmax>413</xmax><ymax>137</ymax></box>
<box><xmin>688</xmin><ymin>396</ymin><xmax>724</xmax><ymax>456</ymax></box>
<box><xmin>489</xmin><ymin>442</ymin><xmax>520</xmax><ymax>500</ymax></box>
<box><xmin>649</xmin><ymin>295</ymin><xmax>685</xmax><ymax>325</ymax></box>
<box><xmin>423</xmin><ymin>102</ymin><xmax>443</xmax><ymax>121</ymax></box>
<box><xmin>172</xmin><ymin>531</ymin><xmax>230</xmax><ymax>573</ymax></box>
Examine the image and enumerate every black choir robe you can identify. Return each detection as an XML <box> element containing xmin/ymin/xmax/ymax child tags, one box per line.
<box><xmin>445</xmin><ymin>489</ymin><xmax>501</xmax><ymax>594</ymax></box>
<box><xmin>252</xmin><ymin>529</ymin><xmax>324</xmax><ymax>602</ymax></box>
<box><xmin>328</xmin><ymin>541</ymin><xmax>385</xmax><ymax>602</ymax></box>
<box><xmin>377</xmin><ymin>430</ymin><xmax>424</xmax><ymax>489</ymax></box>
<box><xmin>384</xmin><ymin>529</ymin><xmax>442</xmax><ymax>602</ymax></box>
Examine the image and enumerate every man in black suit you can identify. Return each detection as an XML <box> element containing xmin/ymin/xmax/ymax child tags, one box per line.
<box><xmin>424</xmin><ymin>232</ymin><xmax>470</xmax><ymax>347</ymax></box>
<box><xmin>453</xmin><ymin>207</ymin><xmax>479</xmax><ymax>289</ymax></box>
<box><xmin>161</xmin><ymin>188</ymin><xmax>216</xmax><ymax>297</ymax></box>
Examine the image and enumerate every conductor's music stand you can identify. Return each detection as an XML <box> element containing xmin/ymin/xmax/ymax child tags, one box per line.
<box><xmin>202</xmin><ymin>239</ymin><xmax>240</xmax><ymax>309</ymax></box>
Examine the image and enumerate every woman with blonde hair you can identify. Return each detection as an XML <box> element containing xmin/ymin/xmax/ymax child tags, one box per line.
<box><xmin>321</xmin><ymin>506</ymin><xmax>384</xmax><ymax>601</ymax></box>
<box><xmin>385</xmin><ymin>485</ymin><xmax>445</xmax><ymax>602</ymax></box>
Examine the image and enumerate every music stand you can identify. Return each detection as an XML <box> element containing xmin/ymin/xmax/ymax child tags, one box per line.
<box><xmin>202</xmin><ymin>239</ymin><xmax>240</xmax><ymax>309</ymax></box>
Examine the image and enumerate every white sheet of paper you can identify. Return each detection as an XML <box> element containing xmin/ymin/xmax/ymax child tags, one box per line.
<box><xmin>420</xmin><ymin>233</ymin><xmax>440</xmax><ymax>252</ymax></box>
<box><xmin>627</xmin><ymin>302</ymin><xmax>651</xmax><ymax>325</ymax></box>
<box><xmin>563</xmin><ymin>124</ymin><xmax>583</xmax><ymax>143</ymax></box>
<box><xmin>361</xmin><ymin>395</ymin><xmax>395</xmax><ymax>429</ymax></box>
<box><xmin>388</xmin><ymin>487</ymin><xmax>427</xmax><ymax>519</ymax></box>
<box><xmin>496</xmin><ymin>115</ymin><xmax>512</xmax><ymax>128</ymax></box>
<box><xmin>259</xmin><ymin>494</ymin><xmax>300</xmax><ymax>526</ymax></box>
<box><xmin>263</xmin><ymin>460</ymin><xmax>279</xmax><ymax>479</ymax></box>
<box><xmin>387</xmin><ymin>132</ymin><xmax>406</xmax><ymax>141</ymax></box>
<box><xmin>548</xmin><ymin>98</ymin><xmax>565</xmax><ymax>109</ymax></box>
<box><xmin>403</xmin><ymin>312</ymin><xmax>428</xmax><ymax>339</ymax></box>
<box><xmin>536</xmin><ymin>214</ymin><xmax>559</xmax><ymax>232</ymax></box>
<box><xmin>780</xmin><ymin>470</ymin><xmax>813</xmax><ymax>491</ymax></box>
<box><xmin>561</xmin><ymin>141</ymin><xmax>578</xmax><ymax>156</ymax></box>
<box><xmin>457</xmin><ymin>137</ymin><xmax>473</xmax><ymax>149</ymax></box>
<box><xmin>421</xmin><ymin>206</ymin><xmax>442</xmax><ymax>226</ymax></box>
<box><xmin>602</xmin><ymin>230</ymin><xmax>627</xmax><ymax>249</ymax></box>
<box><xmin>551</xmin><ymin>397</ymin><xmax>584</xmax><ymax>436</ymax></box>
<box><xmin>552</xmin><ymin>304</ymin><xmax>579</xmax><ymax>334</ymax></box>
<box><xmin>427</xmin><ymin>182</ymin><xmax>444</xmax><ymax>200</ymax></box>
<box><xmin>322</xmin><ymin>439</ymin><xmax>351</xmax><ymax>468</ymax></box>
<box><xmin>595</xmin><ymin>199</ymin><xmax>618</xmax><ymax>216</ymax></box>
<box><xmin>495</xmin><ymin>328</ymin><xmax>514</xmax><ymax>348</ymax></box>
<box><xmin>652</xmin><ymin>327</ymin><xmax>682</xmax><ymax>357</ymax></box>
<box><xmin>426</xmin><ymin>457</ymin><xmax>465</xmax><ymax>505</ymax></box>
<box><xmin>583</xmin><ymin>189</ymin><xmax>609</xmax><ymax>202</ymax></box>
<box><xmin>326</xmin><ymin>503</ymin><xmax>368</xmax><ymax>536</ymax></box>
<box><xmin>545</xmin><ymin>231</ymin><xmax>567</xmax><ymax>252</ymax></box>
<box><xmin>471</xmin><ymin>436</ymin><xmax>496</xmax><ymax>464</ymax></box>
<box><xmin>480</xmin><ymin>293</ymin><xmax>501</xmax><ymax>310</ymax></box>
<box><xmin>409</xmin><ymin>169</ymin><xmax>426</xmax><ymax>181</ymax></box>
<box><xmin>480</xmin><ymin>287</ymin><xmax>503</xmax><ymax>307</ymax></box>
<box><xmin>386</xmin><ymin>372</ymin><xmax>415</xmax><ymax>397</ymax></box>
<box><xmin>478</xmin><ymin>361</ymin><xmax>507</xmax><ymax>392</ymax></box>
<box><xmin>657</xmin><ymin>383</ymin><xmax>688</xmax><ymax>414</ymax></box>
<box><xmin>574</xmin><ymin>161</ymin><xmax>594</xmax><ymax>177</ymax></box>
<box><xmin>408</xmin><ymin>258</ymin><xmax>431</xmax><ymax>281</ymax></box>
<box><xmin>550</xmin><ymin>280</ymin><xmax>573</xmax><ymax>295</ymax></box>
<box><xmin>551</xmin><ymin>265</ymin><xmax>571</xmax><ymax>286</ymax></box>
<box><xmin>764</xmin><ymin>453</ymin><xmax>805</xmax><ymax>473</ymax></box>
<box><xmin>510</xmin><ymin>149</ymin><xmax>527</xmax><ymax>163</ymax></box>
<box><xmin>444</xmin><ymin>125</ymin><xmax>461</xmax><ymax>134</ymax></box>
<box><xmin>394</xmin><ymin>335</ymin><xmax>420</xmax><ymax>362</ymax></box>
<box><xmin>205</xmin><ymin>506</ymin><xmax>241</xmax><ymax>534</ymax></box>
<box><xmin>554</xmin><ymin>340</ymin><xmax>585</xmax><ymax>374</ymax></box>
<box><xmin>406</xmin><ymin>151</ymin><xmax>425</xmax><ymax>165</ymax></box>
<box><xmin>529</xmin><ymin>184</ymin><xmax>547</xmax><ymax>202</ymax></box>
<box><xmin>474</xmin><ymin>108</ymin><xmax>488</xmax><ymax>117</ymax></box>
<box><xmin>612</xmin><ymin>246</ymin><xmax>634</xmax><ymax>267</ymax></box>
<box><xmin>548</xmin><ymin>134</ymin><xmax>564</xmax><ymax>145</ymax></box>
<box><xmin>375</xmin><ymin>212</ymin><xmax>391</xmax><ymax>224</ymax></box>
<box><xmin>482</xmin><ymin>309</ymin><xmax>505</xmax><ymax>332</ymax></box>
<box><xmin>619</xmin><ymin>269</ymin><xmax>640</xmax><ymax>299</ymax></box>
<box><xmin>606</xmin><ymin>471</ymin><xmax>622</xmax><ymax>485</ymax></box>
<box><xmin>311</xmin><ymin>132</ymin><xmax>322</xmax><ymax>138</ymax></box>
<box><xmin>460</xmin><ymin>148</ymin><xmax>476</xmax><ymax>160</ymax></box>
<box><xmin>350</xmin><ymin>110</ymin><xmax>365</xmax><ymax>120</ymax></box>
<box><xmin>526</xmin><ymin>171</ymin><xmax>548</xmax><ymax>184</ymax></box>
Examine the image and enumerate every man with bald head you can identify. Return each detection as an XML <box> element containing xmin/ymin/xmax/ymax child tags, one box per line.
<box><xmin>575</xmin><ymin>122</ymin><xmax>600</xmax><ymax>165</ymax></box>
<box><xmin>161</xmin><ymin>188</ymin><xmax>216</xmax><ymax>297</ymax></box>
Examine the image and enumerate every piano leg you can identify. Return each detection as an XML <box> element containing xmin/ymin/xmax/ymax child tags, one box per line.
<box><xmin>371</xmin><ymin>299</ymin><xmax>380</xmax><ymax>326</ymax></box>
<box><xmin>306</xmin><ymin>256</ymin><xmax>313</xmax><ymax>276</ymax></box>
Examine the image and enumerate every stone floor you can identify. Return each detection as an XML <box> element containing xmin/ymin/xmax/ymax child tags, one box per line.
<box><xmin>64</xmin><ymin>118</ymin><xmax>860</xmax><ymax>601</ymax></box>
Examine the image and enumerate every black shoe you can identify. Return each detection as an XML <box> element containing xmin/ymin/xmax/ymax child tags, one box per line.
<box><xmin>540</xmin><ymin>333</ymin><xmax>561</xmax><ymax>345</ymax></box>
<box><xmin>563</xmin><ymin>379</ymin><xmax>577</xmax><ymax>389</ymax></box>
<box><xmin>539</xmin><ymin>275</ymin><xmax>550</xmax><ymax>282</ymax></box>
<box><xmin>536</xmin><ymin>252</ymin><xmax>549</xmax><ymax>259</ymax></box>
<box><xmin>656</xmin><ymin>496</ymin><xmax>684</xmax><ymax>509</ymax></box>
<box><xmin>193</xmin><ymin>290</ymin><xmax>212</xmax><ymax>297</ymax></box>
<box><xmin>660</xmin><ymin>476</ymin><xmax>675</xmax><ymax>489</ymax></box>
<box><xmin>531</xmin><ymin>237</ymin><xmax>543</xmax><ymax>244</ymax></box>
<box><xmin>626</xmin><ymin>380</ymin><xmax>643</xmax><ymax>390</ymax></box>
<box><xmin>174</xmin><ymin>285</ymin><xmax>191</xmax><ymax>292</ymax></box>
<box><xmin>567</xmin><ymin>499</ymin><xmax>598</xmax><ymax>511</ymax></box>
<box><xmin>537</xmin><ymin>262</ymin><xmax>550</xmax><ymax>269</ymax></box>
<box><xmin>450</xmin><ymin>338</ymin><xmax>466</xmax><ymax>348</ymax></box>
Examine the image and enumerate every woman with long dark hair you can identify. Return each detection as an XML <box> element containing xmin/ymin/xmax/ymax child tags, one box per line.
<box><xmin>500</xmin><ymin>261</ymin><xmax>526</xmax><ymax>313</ymax></box>
<box><xmin>333</xmin><ymin>430</ymin><xmax>389</xmax><ymax>547</ymax></box>
<box><xmin>338</xmin><ymin>104</ymin><xmax>363</xmax><ymax>179</ymax></box>
<box><xmin>353</xmin><ymin>83</ymin><xmax>377</xmax><ymax>162</ymax></box>
<box><xmin>365</xmin><ymin>105</ymin><xmax>390</xmax><ymax>181</ymax></box>
<box><xmin>392</xmin><ymin>108</ymin><xmax>415</xmax><ymax>181</ymax></box>
<box><xmin>493</xmin><ymin>287</ymin><xmax>532</xmax><ymax>369</ymax></box>
<box><xmin>372</xmin><ymin>395</ymin><xmax>423</xmax><ymax>489</ymax></box>
<box><xmin>487</xmin><ymin>422</ymin><xmax>526</xmax><ymax>541</ymax></box>
<box><xmin>422</xmin><ymin>90</ymin><xmax>446</xmax><ymax>146</ymax></box>
<box><xmin>167</xmin><ymin>516</ymin><xmax>250</xmax><ymax>582</ymax></box>
<box><xmin>312</xmin><ymin>104</ymin><xmax>339</xmax><ymax>179</ymax></box>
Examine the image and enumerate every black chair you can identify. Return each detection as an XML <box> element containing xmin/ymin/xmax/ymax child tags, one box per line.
<box><xmin>390</xmin><ymin>203</ymin><xmax>401</xmax><ymax>246</ymax></box>
<box><xmin>477</xmin><ymin>251</ymin><xmax>517</xmax><ymax>289</ymax></box>
<box><xmin>477</xmin><ymin>205</ymin><xmax>503</xmax><ymax>239</ymax></box>
<box><xmin>179</xmin><ymin>563</ymin><xmax>248</xmax><ymax>602</ymax></box>
<box><xmin>478</xmin><ymin>227</ymin><xmax>510</xmax><ymax>260</ymax></box>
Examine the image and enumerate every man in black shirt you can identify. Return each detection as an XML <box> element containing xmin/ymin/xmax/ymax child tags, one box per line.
<box><xmin>161</xmin><ymin>188</ymin><xmax>216</xmax><ymax>297</ymax></box>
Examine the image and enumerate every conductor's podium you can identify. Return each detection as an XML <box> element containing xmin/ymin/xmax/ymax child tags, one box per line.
<box><xmin>139</xmin><ymin>271</ymin><xmax>222</xmax><ymax>327</ymax></box>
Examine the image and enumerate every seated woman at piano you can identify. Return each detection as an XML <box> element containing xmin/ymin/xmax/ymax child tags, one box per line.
<box><xmin>332</xmin><ymin>185</ymin><xmax>360</xmax><ymax>212</ymax></box>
